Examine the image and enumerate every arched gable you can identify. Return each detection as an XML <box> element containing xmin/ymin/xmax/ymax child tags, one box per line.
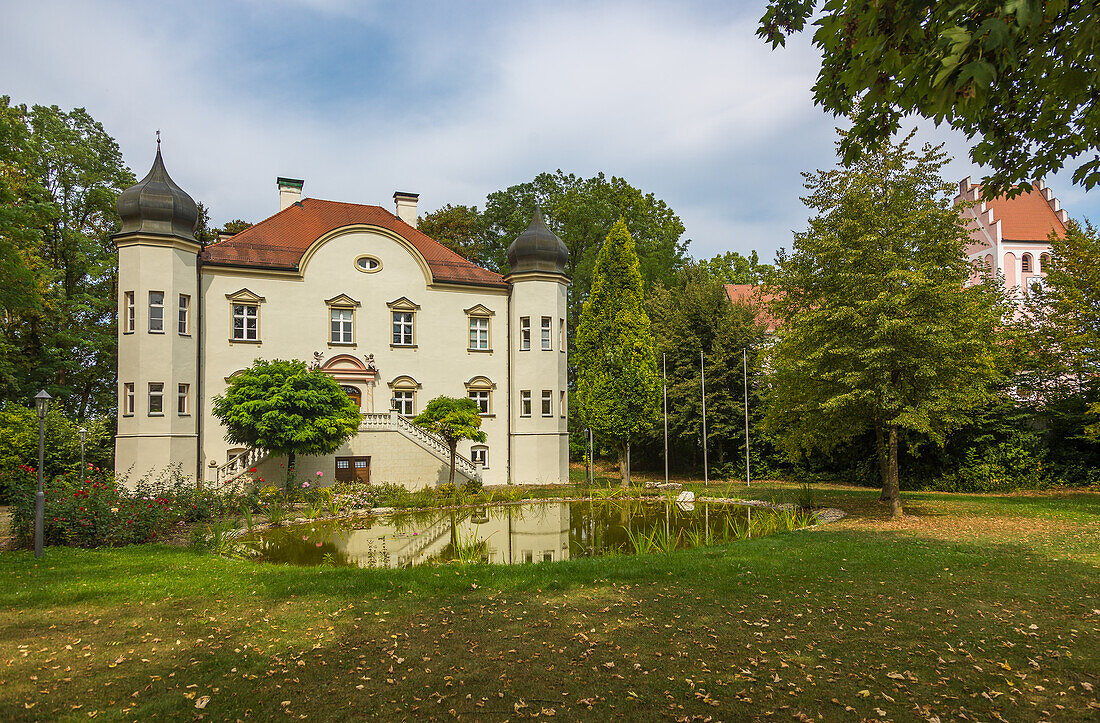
<box><xmin>298</xmin><ymin>224</ymin><xmax>434</xmax><ymax>285</ymax></box>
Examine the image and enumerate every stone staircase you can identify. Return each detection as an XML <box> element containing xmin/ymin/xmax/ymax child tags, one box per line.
<box><xmin>210</xmin><ymin>412</ymin><xmax>480</xmax><ymax>490</ymax></box>
<box><xmin>360</xmin><ymin>412</ymin><xmax>481</xmax><ymax>483</ymax></box>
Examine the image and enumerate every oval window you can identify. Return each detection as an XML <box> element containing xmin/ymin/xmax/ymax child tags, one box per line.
<box><xmin>354</xmin><ymin>255</ymin><xmax>382</xmax><ymax>273</ymax></box>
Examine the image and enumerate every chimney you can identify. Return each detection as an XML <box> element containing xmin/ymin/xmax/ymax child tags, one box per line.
<box><xmin>394</xmin><ymin>191</ymin><xmax>419</xmax><ymax>227</ymax></box>
<box><xmin>278</xmin><ymin>177</ymin><xmax>304</xmax><ymax>211</ymax></box>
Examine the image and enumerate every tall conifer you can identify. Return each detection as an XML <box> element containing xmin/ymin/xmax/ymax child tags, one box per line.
<box><xmin>575</xmin><ymin>219</ymin><xmax>659</xmax><ymax>486</ymax></box>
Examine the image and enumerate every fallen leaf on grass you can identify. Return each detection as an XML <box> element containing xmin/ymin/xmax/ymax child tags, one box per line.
<box><xmin>195</xmin><ymin>696</ymin><xmax>210</xmax><ymax>709</ymax></box>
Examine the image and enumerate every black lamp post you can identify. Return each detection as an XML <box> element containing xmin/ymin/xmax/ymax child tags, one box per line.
<box><xmin>79</xmin><ymin>427</ymin><xmax>87</xmax><ymax>473</ymax></box>
<box><xmin>34</xmin><ymin>390</ymin><xmax>52</xmax><ymax>559</ymax></box>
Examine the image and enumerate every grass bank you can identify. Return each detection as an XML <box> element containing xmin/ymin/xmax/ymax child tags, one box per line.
<box><xmin>1</xmin><ymin>485</ymin><xmax>1097</xmax><ymax>721</ymax></box>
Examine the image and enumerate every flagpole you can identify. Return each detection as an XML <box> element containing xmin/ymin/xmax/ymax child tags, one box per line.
<box><xmin>662</xmin><ymin>353</ymin><xmax>669</xmax><ymax>487</ymax></box>
<box><xmin>744</xmin><ymin>347</ymin><xmax>751</xmax><ymax>488</ymax></box>
<box><xmin>701</xmin><ymin>350</ymin><xmax>708</xmax><ymax>486</ymax></box>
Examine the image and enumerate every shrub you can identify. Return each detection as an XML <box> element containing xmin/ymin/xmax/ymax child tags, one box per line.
<box><xmin>8</xmin><ymin>464</ymin><xmax>255</xmax><ymax>549</ymax></box>
<box><xmin>929</xmin><ymin>434</ymin><xmax>1050</xmax><ymax>493</ymax></box>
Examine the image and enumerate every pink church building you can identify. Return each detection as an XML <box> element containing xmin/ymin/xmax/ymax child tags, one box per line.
<box><xmin>956</xmin><ymin>178</ymin><xmax>1070</xmax><ymax>299</ymax></box>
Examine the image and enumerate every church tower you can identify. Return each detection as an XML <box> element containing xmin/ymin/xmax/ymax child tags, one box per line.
<box><xmin>505</xmin><ymin>209</ymin><xmax>570</xmax><ymax>483</ymax></box>
<box><xmin>113</xmin><ymin>143</ymin><xmax>202</xmax><ymax>484</ymax></box>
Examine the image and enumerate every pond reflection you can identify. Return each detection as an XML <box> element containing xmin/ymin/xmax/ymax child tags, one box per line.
<box><xmin>251</xmin><ymin>500</ymin><xmax>809</xmax><ymax>568</ymax></box>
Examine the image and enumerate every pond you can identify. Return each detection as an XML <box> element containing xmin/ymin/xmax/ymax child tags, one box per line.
<box><xmin>250</xmin><ymin>499</ymin><xmax>815</xmax><ymax>568</ymax></box>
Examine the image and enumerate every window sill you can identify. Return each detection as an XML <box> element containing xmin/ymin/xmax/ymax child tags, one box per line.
<box><xmin>148</xmin><ymin>330</ymin><xmax>165</xmax><ymax>335</ymax></box>
<box><xmin>123</xmin><ymin>331</ymin><xmax>134</xmax><ymax>335</ymax></box>
<box><xmin>519</xmin><ymin>347</ymin><xmax>531</xmax><ymax>352</ymax></box>
<box><xmin>468</xmin><ymin>348</ymin><xmax>493</xmax><ymax>354</ymax></box>
<box><xmin>328</xmin><ymin>342</ymin><xmax>357</xmax><ymax>348</ymax></box>
<box><xmin>178</xmin><ymin>413</ymin><xmax>191</xmax><ymax>417</ymax></box>
<box><xmin>122</xmin><ymin>413</ymin><xmax>134</xmax><ymax>417</ymax></box>
<box><xmin>390</xmin><ymin>344</ymin><xmax>417</xmax><ymax>349</ymax></box>
<box><xmin>478</xmin><ymin>413</ymin><xmax>496</xmax><ymax>418</ymax></box>
<box><xmin>229</xmin><ymin>338</ymin><xmax>262</xmax><ymax>344</ymax></box>
<box><xmin>178</xmin><ymin>333</ymin><xmax>192</xmax><ymax>338</ymax></box>
<box><xmin>148</xmin><ymin>413</ymin><xmax>164</xmax><ymax>417</ymax></box>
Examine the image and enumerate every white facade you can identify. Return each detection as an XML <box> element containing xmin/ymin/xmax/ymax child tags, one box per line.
<box><xmin>114</xmin><ymin>152</ymin><xmax>570</xmax><ymax>489</ymax></box>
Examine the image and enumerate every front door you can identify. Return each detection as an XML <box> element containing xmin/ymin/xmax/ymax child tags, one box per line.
<box><xmin>335</xmin><ymin>456</ymin><xmax>370</xmax><ymax>484</ymax></box>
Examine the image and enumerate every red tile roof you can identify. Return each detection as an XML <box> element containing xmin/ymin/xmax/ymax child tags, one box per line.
<box><xmin>725</xmin><ymin>284</ymin><xmax>779</xmax><ymax>332</ymax></box>
<box><xmin>985</xmin><ymin>187</ymin><xmax>1067</xmax><ymax>241</ymax></box>
<box><xmin>201</xmin><ymin>198</ymin><xmax>507</xmax><ymax>288</ymax></box>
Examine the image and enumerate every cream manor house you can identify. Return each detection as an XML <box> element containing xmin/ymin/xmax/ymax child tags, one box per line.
<box><xmin>114</xmin><ymin>146</ymin><xmax>569</xmax><ymax>489</ymax></box>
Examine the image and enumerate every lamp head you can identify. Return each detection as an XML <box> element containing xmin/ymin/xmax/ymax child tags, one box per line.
<box><xmin>79</xmin><ymin>427</ymin><xmax>87</xmax><ymax>441</ymax></box>
<box><xmin>34</xmin><ymin>390</ymin><xmax>52</xmax><ymax>420</ymax></box>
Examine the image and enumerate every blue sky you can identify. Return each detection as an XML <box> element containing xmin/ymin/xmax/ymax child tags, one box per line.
<box><xmin>2</xmin><ymin>0</ymin><xmax>1096</xmax><ymax>261</ymax></box>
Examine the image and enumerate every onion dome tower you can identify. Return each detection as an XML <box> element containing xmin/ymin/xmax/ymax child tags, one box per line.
<box><xmin>116</xmin><ymin>144</ymin><xmax>200</xmax><ymax>242</ymax></box>
<box><xmin>506</xmin><ymin>207</ymin><xmax>569</xmax><ymax>276</ymax></box>
<box><xmin>113</xmin><ymin>141</ymin><xmax>202</xmax><ymax>487</ymax></box>
<box><xmin>505</xmin><ymin>208</ymin><xmax>570</xmax><ymax>484</ymax></box>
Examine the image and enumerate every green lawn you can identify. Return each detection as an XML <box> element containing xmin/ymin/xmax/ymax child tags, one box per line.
<box><xmin>1</xmin><ymin>484</ymin><xmax>1097</xmax><ymax>721</ymax></box>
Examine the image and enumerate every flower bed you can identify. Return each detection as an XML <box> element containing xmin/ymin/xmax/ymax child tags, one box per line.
<box><xmin>6</xmin><ymin>466</ymin><xmax>258</xmax><ymax>549</ymax></box>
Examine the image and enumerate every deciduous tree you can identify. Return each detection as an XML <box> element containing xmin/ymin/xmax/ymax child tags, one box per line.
<box><xmin>412</xmin><ymin>396</ymin><xmax>487</xmax><ymax>487</ymax></box>
<box><xmin>575</xmin><ymin>219</ymin><xmax>660</xmax><ymax>486</ymax></box>
<box><xmin>759</xmin><ymin>0</ymin><xmax>1100</xmax><ymax>195</ymax></box>
<box><xmin>765</xmin><ymin>132</ymin><xmax>1007</xmax><ymax>516</ymax></box>
<box><xmin>211</xmin><ymin>359</ymin><xmax>361</xmax><ymax>489</ymax></box>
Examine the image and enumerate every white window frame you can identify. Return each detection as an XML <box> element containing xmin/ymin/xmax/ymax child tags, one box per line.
<box><xmin>393</xmin><ymin>390</ymin><xmax>415</xmax><ymax>415</ymax></box>
<box><xmin>232</xmin><ymin>303</ymin><xmax>259</xmax><ymax>341</ymax></box>
<box><xmin>124</xmin><ymin>291</ymin><xmax>135</xmax><ymax>333</ymax></box>
<box><xmin>468</xmin><ymin>389</ymin><xmax>490</xmax><ymax>415</ymax></box>
<box><xmin>392</xmin><ymin>312</ymin><xmax>413</xmax><ymax>346</ymax></box>
<box><xmin>520</xmin><ymin>390</ymin><xmax>532</xmax><ymax>417</ymax></box>
<box><xmin>520</xmin><ymin>317</ymin><xmax>530</xmax><ymax>350</ymax></box>
<box><xmin>560</xmin><ymin>390</ymin><xmax>566</xmax><ymax>418</ymax></box>
<box><xmin>541</xmin><ymin>390</ymin><xmax>552</xmax><ymax>417</ymax></box>
<box><xmin>177</xmin><ymin>383</ymin><xmax>190</xmax><ymax>415</ymax></box>
<box><xmin>178</xmin><ymin>294</ymin><xmax>190</xmax><ymax>335</ymax></box>
<box><xmin>331</xmin><ymin>307</ymin><xmax>354</xmax><ymax>344</ymax></box>
<box><xmin>541</xmin><ymin>317</ymin><xmax>552</xmax><ymax>350</ymax></box>
<box><xmin>470</xmin><ymin>445</ymin><xmax>489</xmax><ymax>469</ymax></box>
<box><xmin>123</xmin><ymin>382</ymin><xmax>135</xmax><ymax>416</ymax></box>
<box><xmin>559</xmin><ymin>318</ymin><xmax>566</xmax><ymax>352</ymax></box>
<box><xmin>469</xmin><ymin>316</ymin><xmax>490</xmax><ymax>350</ymax></box>
<box><xmin>148</xmin><ymin>383</ymin><xmax>164</xmax><ymax>416</ymax></box>
<box><xmin>148</xmin><ymin>291</ymin><xmax>164</xmax><ymax>333</ymax></box>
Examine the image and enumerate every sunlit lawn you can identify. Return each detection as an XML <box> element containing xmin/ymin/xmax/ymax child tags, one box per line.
<box><xmin>1</xmin><ymin>481</ymin><xmax>1097</xmax><ymax>721</ymax></box>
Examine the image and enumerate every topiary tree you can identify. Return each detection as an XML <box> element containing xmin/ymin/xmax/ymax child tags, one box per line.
<box><xmin>412</xmin><ymin>396</ymin><xmax>487</xmax><ymax>487</ymax></box>
<box><xmin>211</xmin><ymin>359</ymin><xmax>361</xmax><ymax>490</ymax></box>
<box><xmin>575</xmin><ymin>218</ymin><xmax>660</xmax><ymax>487</ymax></box>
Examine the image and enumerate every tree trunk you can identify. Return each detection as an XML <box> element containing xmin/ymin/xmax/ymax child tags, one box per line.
<box><xmin>286</xmin><ymin>450</ymin><xmax>297</xmax><ymax>492</ymax></box>
<box><xmin>448</xmin><ymin>441</ymin><xmax>457</xmax><ymax>486</ymax></box>
<box><xmin>617</xmin><ymin>442</ymin><xmax>630</xmax><ymax>488</ymax></box>
<box><xmin>881</xmin><ymin>424</ymin><xmax>903</xmax><ymax>517</ymax></box>
<box><xmin>875</xmin><ymin>422</ymin><xmax>890</xmax><ymax>501</ymax></box>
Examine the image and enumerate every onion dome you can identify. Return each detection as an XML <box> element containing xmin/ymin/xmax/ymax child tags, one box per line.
<box><xmin>506</xmin><ymin>207</ymin><xmax>569</xmax><ymax>276</ymax></box>
<box><xmin>116</xmin><ymin>144</ymin><xmax>199</xmax><ymax>242</ymax></box>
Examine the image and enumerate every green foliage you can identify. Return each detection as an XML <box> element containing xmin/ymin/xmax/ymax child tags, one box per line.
<box><xmin>758</xmin><ymin>0</ymin><xmax>1100</xmax><ymax>193</ymax></box>
<box><xmin>413</xmin><ymin>396</ymin><xmax>487</xmax><ymax>486</ymax></box>
<box><xmin>646</xmin><ymin>263</ymin><xmax>774</xmax><ymax>477</ymax></box>
<box><xmin>695</xmin><ymin>250</ymin><xmax>774</xmax><ymax>285</ymax></box>
<box><xmin>8</xmin><ymin>465</ymin><xmax>251</xmax><ymax>548</ymax></box>
<box><xmin>211</xmin><ymin>359</ymin><xmax>361</xmax><ymax>489</ymax></box>
<box><xmin>1024</xmin><ymin>220</ymin><xmax>1100</xmax><ymax>439</ymax></box>
<box><xmin>0</xmin><ymin>403</ymin><xmax>112</xmax><ymax>502</ymax></box>
<box><xmin>575</xmin><ymin>220</ymin><xmax>660</xmax><ymax>484</ymax></box>
<box><xmin>765</xmin><ymin>131</ymin><xmax>1008</xmax><ymax>513</ymax></box>
<box><xmin>0</xmin><ymin>97</ymin><xmax>135</xmax><ymax>417</ymax></box>
<box><xmin>417</xmin><ymin>204</ymin><xmax>492</xmax><ymax>268</ymax></box>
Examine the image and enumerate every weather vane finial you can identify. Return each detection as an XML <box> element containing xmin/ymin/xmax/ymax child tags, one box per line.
<box><xmin>156</xmin><ymin>129</ymin><xmax>161</xmax><ymax>147</ymax></box>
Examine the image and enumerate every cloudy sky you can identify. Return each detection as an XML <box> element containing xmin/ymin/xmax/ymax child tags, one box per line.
<box><xmin>2</xmin><ymin>0</ymin><xmax>1096</xmax><ymax>261</ymax></box>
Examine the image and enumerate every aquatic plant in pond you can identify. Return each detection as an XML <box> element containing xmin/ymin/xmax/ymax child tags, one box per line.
<box><xmin>249</xmin><ymin>500</ymin><xmax>816</xmax><ymax>568</ymax></box>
